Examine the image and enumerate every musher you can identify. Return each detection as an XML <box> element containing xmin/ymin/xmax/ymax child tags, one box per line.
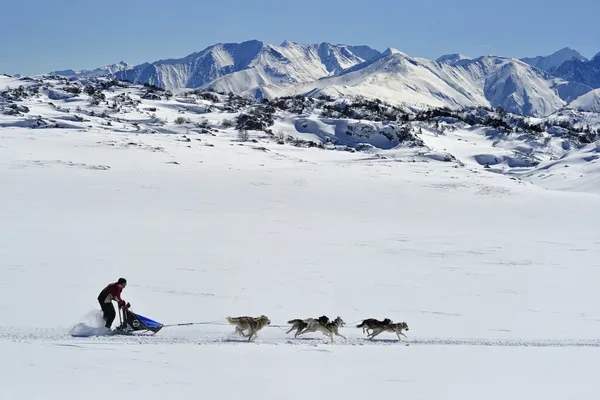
<box><xmin>97</xmin><ymin>278</ymin><xmax>130</xmax><ymax>329</ymax></box>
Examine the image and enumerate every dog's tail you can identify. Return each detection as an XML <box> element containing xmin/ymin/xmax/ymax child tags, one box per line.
<box><xmin>356</xmin><ymin>321</ymin><xmax>366</xmax><ymax>328</ymax></box>
<box><xmin>288</xmin><ymin>319</ymin><xmax>301</xmax><ymax>324</ymax></box>
<box><xmin>226</xmin><ymin>316</ymin><xmax>239</xmax><ymax>324</ymax></box>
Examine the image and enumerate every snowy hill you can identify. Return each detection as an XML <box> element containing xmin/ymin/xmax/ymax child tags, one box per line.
<box><xmin>520</xmin><ymin>47</ymin><xmax>588</xmax><ymax>74</ymax></box>
<box><xmin>570</xmin><ymin>88</ymin><xmax>600</xmax><ymax>112</ymax></box>
<box><xmin>1</xmin><ymin>73</ymin><xmax>598</xmax><ymax>192</ymax></box>
<box><xmin>116</xmin><ymin>40</ymin><xmax>381</xmax><ymax>92</ymax></box>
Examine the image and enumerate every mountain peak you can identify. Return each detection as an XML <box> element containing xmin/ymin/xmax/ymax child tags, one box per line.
<box><xmin>436</xmin><ymin>54</ymin><xmax>471</xmax><ymax>64</ymax></box>
<box><xmin>555</xmin><ymin>47</ymin><xmax>583</xmax><ymax>55</ymax></box>
<box><xmin>382</xmin><ymin>47</ymin><xmax>407</xmax><ymax>57</ymax></box>
<box><xmin>520</xmin><ymin>47</ymin><xmax>587</xmax><ymax>73</ymax></box>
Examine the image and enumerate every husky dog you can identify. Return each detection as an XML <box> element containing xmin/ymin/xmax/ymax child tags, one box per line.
<box><xmin>356</xmin><ymin>318</ymin><xmax>392</xmax><ymax>335</ymax></box>
<box><xmin>297</xmin><ymin>316</ymin><xmax>346</xmax><ymax>342</ymax></box>
<box><xmin>226</xmin><ymin>315</ymin><xmax>271</xmax><ymax>341</ymax></box>
<box><xmin>286</xmin><ymin>316</ymin><xmax>329</xmax><ymax>338</ymax></box>
<box><xmin>367</xmin><ymin>321</ymin><xmax>409</xmax><ymax>340</ymax></box>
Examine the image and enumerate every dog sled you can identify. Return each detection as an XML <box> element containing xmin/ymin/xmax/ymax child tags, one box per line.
<box><xmin>114</xmin><ymin>306</ymin><xmax>164</xmax><ymax>335</ymax></box>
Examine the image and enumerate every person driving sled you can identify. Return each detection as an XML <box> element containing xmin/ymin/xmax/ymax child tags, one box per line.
<box><xmin>97</xmin><ymin>278</ymin><xmax>130</xmax><ymax>329</ymax></box>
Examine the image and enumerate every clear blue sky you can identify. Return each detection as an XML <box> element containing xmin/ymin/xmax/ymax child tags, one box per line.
<box><xmin>1</xmin><ymin>0</ymin><xmax>599</xmax><ymax>76</ymax></box>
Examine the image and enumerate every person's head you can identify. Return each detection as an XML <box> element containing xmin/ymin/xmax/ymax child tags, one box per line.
<box><xmin>118</xmin><ymin>278</ymin><xmax>127</xmax><ymax>288</ymax></box>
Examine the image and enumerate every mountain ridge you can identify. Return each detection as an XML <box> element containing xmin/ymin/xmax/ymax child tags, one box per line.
<box><xmin>36</xmin><ymin>42</ymin><xmax>600</xmax><ymax>117</ymax></box>
<box><xmin>116</xmin><ymin>40</ymin><xmax>381</xmax><ymax>92</ymax></box>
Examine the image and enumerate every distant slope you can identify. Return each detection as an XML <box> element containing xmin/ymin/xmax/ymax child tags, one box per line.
<box><xmin>521</xmin><ymin>48</ymin><xmax>587</xmax><ymax>74</ymax></box>
<box><xmin>570</xmin><ymin>88</ymin><xmax>600</xmax><ymax>112</ymax></box>
<box><xmin>51</xmin><ymin>62</ymin><xmax>132</xmax><ymax>78</ymax></box>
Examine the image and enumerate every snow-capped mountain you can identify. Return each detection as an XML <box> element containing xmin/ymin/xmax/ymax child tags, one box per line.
<box><xmin>256</xmin><ymin>52</ymin><xmax>591</xmax><ymax>117</ymax></box>
<box><xmin>520</xmin><ymin>48</ymin><xmax>587</xmax><ymax>74</ymax></box>
<box><xmin>51</xmin><ymin>61</ymin><xmax>132</xmax><ymax>78</ymax></box>
<box><xmin>41</xmin><ymin>40</ymin><xmax>600</xmax><ymax>117</ymax></box>
<box><xmin>553</xmin><ymin>55</ymin><xmax>600</xmax><ymax>89</ymax></box>
<box><xmin>116</xmin><ymin>40</ymin><xmax>381</xmax><ymax>92</ymax></box>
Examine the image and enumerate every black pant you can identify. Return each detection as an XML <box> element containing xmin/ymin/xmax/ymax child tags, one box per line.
<box><xmin>99</xmin><ymin>300</ymin><xmax>116</xmax><ymax>328</ymax></box>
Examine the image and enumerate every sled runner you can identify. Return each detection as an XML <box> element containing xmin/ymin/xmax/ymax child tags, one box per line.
<box><xmin>114</xmin><ymin>306</ymin><xmax>164</xmax><ymax>334</ymax></box>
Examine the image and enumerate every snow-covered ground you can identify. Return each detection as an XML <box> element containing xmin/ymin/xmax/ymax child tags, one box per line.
<box><xmin>1</xmin><ymin>75</ymin><xmax>600</xmax><ymax>399</ymax></box>
<box><xmin>2</xmin><ymin>123</ymin><xmax>600</xmax><ymax>399</ymax></box>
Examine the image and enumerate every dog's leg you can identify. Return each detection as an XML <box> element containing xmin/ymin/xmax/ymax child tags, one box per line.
<box><xmin>294</xmin><ymin>326</ymin><xmax>306</xmax><ymax>338</ymax></box>
<box><xmin>335</xmin><ymin>330</ymin><xmax>346</xmax><ymax>340</ymax></box>
<box><xmin>296</xmin><ymin>328</ymin><xmax>309</xmax><ymax>336</ymax></box>
<box><xmin>298</xmin><ymin>324</ymin><xmax>316</xmax><ymax>336</ymax></box>
<box><xmin>247</xmin><ymin>327</ymin><xmax>255</xmax><ymax>341</ymax></box>
<box><xmin>286</xmin><ymin>324</ymin><xmax>296</xmax><ymax>335</ymax></box>
<box><xmin>368</xmin><ymin>329</ymin><xmax>383</xmax><ymax>339</ymax></box>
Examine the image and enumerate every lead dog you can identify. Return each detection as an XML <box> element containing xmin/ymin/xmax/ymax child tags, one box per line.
<box><xmin>286</xmin><ymin>316</ymin><xmax>329</xmax><ymax>338</ymax></box>
<box><xmin>226</xmin><ymin>315</ymin><xmax>271</xmax><ymax>341</ymax></box>
<box><xmin>356</xmin><ymin>318</ymin><xmax>392</xmax><ymax>335</ymax></box>
<box><xmin>297</xmin><ymin>316</ymin><xmax>346</xmax><ymax>342</ymax></box>
<box><xmin>367</xmin><ymin>321</ymin><xmax>409</xmax><ymax>340</ymax></box>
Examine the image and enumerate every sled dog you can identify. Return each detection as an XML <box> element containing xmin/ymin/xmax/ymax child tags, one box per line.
<box><xmin>367</xmin><ymin>321</ymin><xmax>409</xmax><ymax>340</ymax></box>
<box><xmin>356</xmin><ymin>318</ymin><xmax>392</xmax><ymax>334</ymax></box>
<box><xmin>286</xmin><ymin>316</ymin><xmax>329</xmax><ymax>338</ymax></box>
<box><xmin>226</xmin><ymin>315</ymin><xmax>271</xmax><ymax>341</ymax></box>
<box><xmin>297</xmin><ymin>316</ymin><xmax>346</xmax><ymax>342</ymax></box>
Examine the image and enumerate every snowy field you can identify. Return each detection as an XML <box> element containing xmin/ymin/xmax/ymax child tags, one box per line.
<box><xmin>1</xmin><ymin>124</ymin><xmax>599</xmax><ymax>399</ymax></box>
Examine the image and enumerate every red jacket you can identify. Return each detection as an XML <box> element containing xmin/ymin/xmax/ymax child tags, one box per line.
<box><xmin>98</xmin><ymin>282</ymin><xmax>126</xmax><ymax>306</ymax></box>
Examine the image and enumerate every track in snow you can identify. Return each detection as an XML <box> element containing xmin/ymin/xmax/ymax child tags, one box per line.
<box><xmin>2</xmin><ymin>327</ymin><xmax>600</xmax><ymax>348</ymax></box>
